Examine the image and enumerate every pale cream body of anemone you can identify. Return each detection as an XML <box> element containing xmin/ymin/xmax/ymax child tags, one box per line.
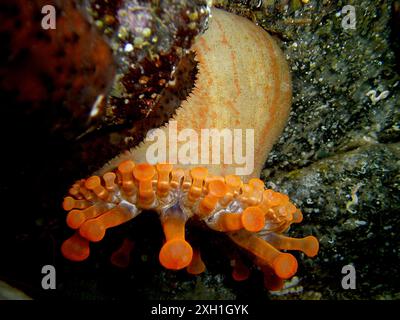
<box><xmin>99</xmin><ymin>8</ymin><xmax>292</xmax><ymax>182</ymax></box>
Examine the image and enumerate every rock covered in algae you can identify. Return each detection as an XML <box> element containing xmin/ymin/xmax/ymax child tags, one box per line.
<box><xmin>267</xmin><ymin>143</ymin><xmax>400</xmax><ymax>299</ymax></box>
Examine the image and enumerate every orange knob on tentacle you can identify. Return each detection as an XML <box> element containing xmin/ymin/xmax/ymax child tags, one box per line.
<box><xmin>231</xmin><ymin>259</ymin><xmax>250</xmax><ymax>281</ymax></box>
<box><xmin>216</xmin><ymin>213</ymin><xmax>243</xmax><ymax>232</ymax></box>
<box><xmin>241</xmin><ymin>206</ymin><xmax>265</xmax><ymax>232</ymax></box>
<box><xmin>225</xmin><ymin>175</ymin><xmax>242</xmax><ymax>193</ymax></box>
<box><xmin>170</xmin><ymin>168</ymin><xmax>184</xmax><ymax>189</ymax></box>
<box><xmin>188</xmin><ymin>167</ymin><xmax>208</xmax><ymax>201</ymax></box>
<box><xmin>248</xmin><ymin>178</ymin><xmax>265</xmax><ymax>205</ymax></box>
<box><xmin>186</xmin><ymin>249</ymin><xmax>206</xmax><ymax>275</ymax></box>
<box><xmin>77</xmin><ymin>183</ymin><xmax>96</xmax><ymax>201</ymax></box>
<box><xmin>61</xmin><ymin>233</ymin><xmax>90</xmax><ymax>262</ymax></box>
<box><xmin>110</xmin><ymin>238</ymin><xmax>135</xmax><ymax>268</ymax></box>
<box><xmin>103</xmin><ymin>172</ymin><xmax>118</xmax><ymax>192</ymax></box>
<box><xmin>181</xmin><ymin>171</ymin><xmax>192</xmax><ymax>191</ymax></box>
<box><xmin>262</xmin><ymin>190</ymin><xmax>289</xmax><ymax>208</ymax></box>
<box><xmin>292</xmin><ymin>209</ymin><xmax>303</xmax><ymax>223</ymax></box>
<box><xmin>133</xmin><ymin>163</ymin><xmax>156</xmax><ymax>207</ymax></box>
<box><xmin>85</xmin><ymin>176</ymin><xmax>109</xmax><ymax>200</ymax></box>
<box><xmin>265</xmin><ymin>233</ymin><xmax>319</xmax><ymax>257</ymax></box>
<box><xmin>258</xmin><ymin>190</ymin><xmax>271</xmax><ymax>214</ymax></box>
<box><xmin>266</xmin><ymin>203</ymin><xmax>299</xmax><ymax>233</ymax></box>
<box><xmin>69</xmin><ymin>183</ymin><xmax>83</xmax><ymax>199</ymax></box>
<box><xmin>79</xmin><ymin>206</ymin><xmax>135</xmax><ymax>242</ymax></box>
<box><xmin>205</xmin><ymin>175</ymin><xmax>225</xmax><ymax>185</ymax></box>
<box><xmin>273</xmin><ymin>203</ymin><xmax>297</xmax><ymax>221</ymax></box>
<box><xmin>117</xmin><ymin>160</ymin><xmax>135</xmax><ymax>194</ymax></box>
<box><xmin>198</xmin><ymin>180</ymin><xmax>227</xmax><ymax>218</ymax></box>
<box><xmin>221</xmin><ymin>174</ymin><xmax>242</xmax><ymax>206</ymax></box>
<box><xmin>159</xmin><ymin>239</ymin><xmax>193</xmax><ymax>270</ymax></box>
<box><xmin>229</xmin><ymin>231</ymin><xmax>298</xmax><ymax>279</ymax></box>
<box><xmin>66</xmin><ymin>204</ymin><xmax>108</xmax><ymax>229</ymax></box>
<box><xmin>159</xmin><ymin>206</ymin><xmax>193</xmax><ymax>270</ymax></box>
<box><xmin>215</xmin><ymin>207</ymin><xmax>265</xmax><ymax>232</ymax></box>
<box><xmin>238</xmin><ymin>184</ymin><xmax>254</xmax><ymax>206</ymax></box>
<box><xmin>253</xmin><ymin>257</ymin><xmax>285</xmax><ymax>291</ymax></box>
<box><xmin>63</xmin><ymin>196</ymin><xmax>91</xmax><ymax>211</ymax></box>
<box><xmin>258</xmin><ymin>190</ymin><xmax>297</xmax><ymax>227</ymax></box>
<box><xmin>260</xmin><ymin>264</ymin><xmax>285</xmax><ymax>291</ymax></box>
<box><xmin>156</xmin><ymin>163</ymin><xmax>173</xmax><ymax>198</ymax></box>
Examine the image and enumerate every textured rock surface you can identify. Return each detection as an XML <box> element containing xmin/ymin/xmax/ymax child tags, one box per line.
<box><xmin>267</xmin><ymin>143</ymin><xmax>400</xmax><ymax>299</ymax></box>
<box><xmin>260</xmin><ymin>0</ymin><xmax>400</xmax><ymax>299</ymax></box>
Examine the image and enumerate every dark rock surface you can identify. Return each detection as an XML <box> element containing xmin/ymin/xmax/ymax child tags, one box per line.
<box><xmin>260</xmin><ymin>0</ymin><xmax>400</xmax><ymax>299</ymax></box>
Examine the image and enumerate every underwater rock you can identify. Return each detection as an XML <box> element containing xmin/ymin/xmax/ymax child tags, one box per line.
<box><xmin>260</xmin><ymin>0</ymin><xmax>400</xmax><ymax>299</ymax></box>
<box><xmin>0</xmin><ymin>0</ymin><xmax>115</xmax><ymax>139</ymax></box>
<box><xmin>265</xmin><ymin>0</ymin><xmax>399</xmax><ymax>173</ymax></box>
<box><xmin>391</xmin><ymin>1</ymin><xmax>400</xmax><ymax>73</ymax></box>
<box><xmin>267</xmin><ymin>142</ymin><xmax>400</xmax><ymax>299</ymax></box>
